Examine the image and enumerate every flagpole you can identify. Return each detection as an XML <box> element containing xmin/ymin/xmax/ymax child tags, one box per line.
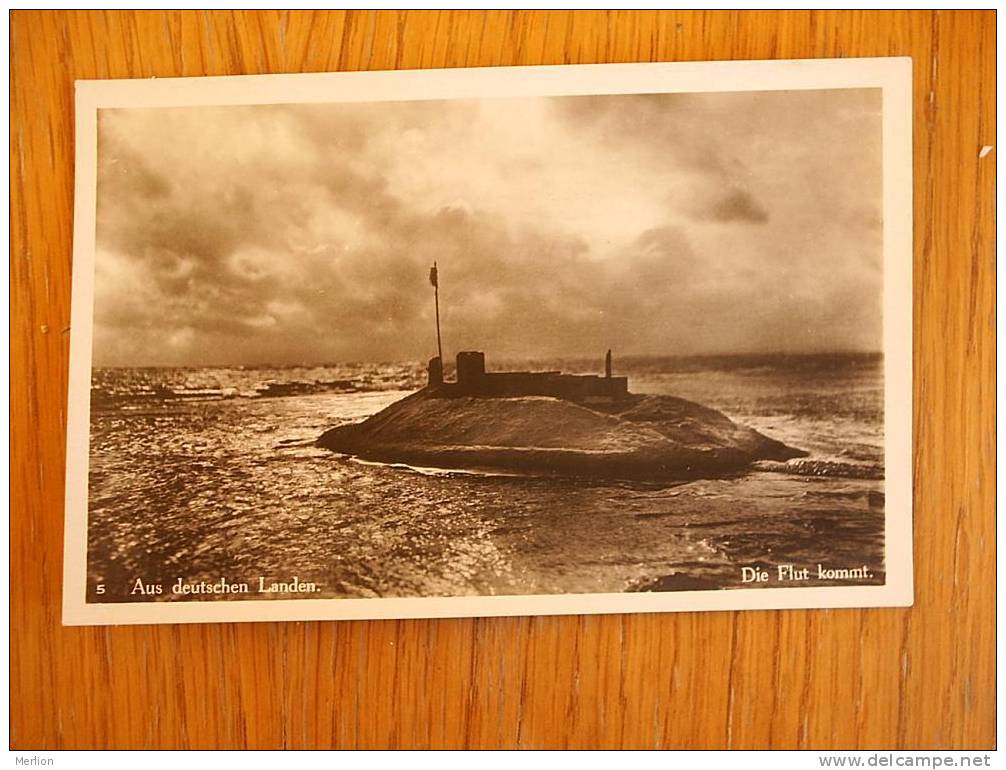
<box><xmin>432</xmin><ymin>261</ymin><xmax>443</xmax><ymax>363</ymax></box>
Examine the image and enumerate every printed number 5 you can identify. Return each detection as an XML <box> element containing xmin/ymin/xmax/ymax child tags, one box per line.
<box><xmin>96</xmin><ymin>584</ymin><xmax>106</xmax><ymax>595</ymax></box>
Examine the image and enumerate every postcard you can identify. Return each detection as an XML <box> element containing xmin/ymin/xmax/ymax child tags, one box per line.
<box><xmin>63</xmin><ymin>58</ymin><xmax>913</xmax><ymax>625</ymax></box>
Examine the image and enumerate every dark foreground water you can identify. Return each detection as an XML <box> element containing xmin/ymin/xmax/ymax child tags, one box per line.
<box><xmin>86</xmin><ymin>354</ymin><xmax>885</xmax><ymax>602</ymax></box>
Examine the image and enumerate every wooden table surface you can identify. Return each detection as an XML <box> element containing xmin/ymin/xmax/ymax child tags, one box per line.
<box><xmin>10</xmin><ymin>10</ymin><xmax>995</xmax><ymax>750</ymax></box>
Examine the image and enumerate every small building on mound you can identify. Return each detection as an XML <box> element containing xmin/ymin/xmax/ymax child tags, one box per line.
<box><xmin>427</xmin><ymin>350</ymin><xmax>629</xmax><ymax>402</ymax></box>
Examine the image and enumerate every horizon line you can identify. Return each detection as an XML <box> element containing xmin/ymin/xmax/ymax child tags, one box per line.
<box><xmin>91</xmin><ymin>349</ymin><xmax>884</xmax><ymax>370</ymax></box>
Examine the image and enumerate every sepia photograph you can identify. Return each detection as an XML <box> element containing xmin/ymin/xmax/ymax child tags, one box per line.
<box><xmin>63</xmin><ymin>60</ymin><xmax>913</xmax><ymax>624</ymax></box>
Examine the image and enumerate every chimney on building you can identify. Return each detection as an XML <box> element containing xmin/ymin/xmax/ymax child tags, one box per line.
<box><xmin>428</xmin><ymin>356</ymin><xmax>443</xmax><ymax>387</ymax></box>
<box><xmin>456</xmin><ymin>351</ymin><xmax>486</xmax><ymax>390</ymax></box>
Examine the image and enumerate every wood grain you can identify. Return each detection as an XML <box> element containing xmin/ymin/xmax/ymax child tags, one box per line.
<box><xmin>10</xmin><ymin>10</ymin><xmax>995</xmax><ymax>749</ymax></box>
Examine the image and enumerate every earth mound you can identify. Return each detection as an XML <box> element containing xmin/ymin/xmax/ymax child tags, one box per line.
<box><xmin>317</xmin><ymin>389</ymin><xmax>806</xmax><ymax>480</ymax></box>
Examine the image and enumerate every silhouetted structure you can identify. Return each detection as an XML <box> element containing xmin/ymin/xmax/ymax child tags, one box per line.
<box><xmin>427</xmin><ymin>355</ymin><xmax>443</xmax><ymax>386</ymax></box>
<box><xmin>429</xmin><ymin>262</ymin><xmax>443</xmax><ymax>364</ymax></box>
<box><xmin>427</xmin><ymin>351</ymin><xmax>628</xmax><ymax>402</ymax></box>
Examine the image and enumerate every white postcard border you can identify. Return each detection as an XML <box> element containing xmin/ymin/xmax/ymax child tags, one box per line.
<box><xmin>63</xmin><ymin>57</ymin><xmax>914</xmax><ymax>626</ymax></box>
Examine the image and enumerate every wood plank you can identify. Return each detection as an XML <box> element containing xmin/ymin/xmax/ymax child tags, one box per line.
<box><xmin>10</xmin><ymin>9</ymin><xmax>995</xmax><ymax>749</ymax></box>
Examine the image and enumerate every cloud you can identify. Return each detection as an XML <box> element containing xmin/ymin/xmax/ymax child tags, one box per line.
<box><xmin>92</xmin><ymin>89</ymin><xmax>883</xmax><ymax>366</ymax></box>
<box><xmin>695</xmin><ymin>189</ymin><xmax>769</xmax><ymax>224</ymax></box>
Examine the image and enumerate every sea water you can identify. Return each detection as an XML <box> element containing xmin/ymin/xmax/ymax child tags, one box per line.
<box><xmin>86</xmin><ymin>354</ymin><xmax>885</xmax><ymax>602</ymax></box>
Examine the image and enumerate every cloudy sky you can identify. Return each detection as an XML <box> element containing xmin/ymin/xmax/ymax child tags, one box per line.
<box><xmin>94</xmin><ymin>88</ymin><xmax>882</xmax><ymax>366</ymax></box>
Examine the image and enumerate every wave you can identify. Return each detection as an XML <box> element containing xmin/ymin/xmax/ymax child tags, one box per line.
<box><xmin>752</xmin><ymin>458</ymin><xmax>884</xmax><ymax>480</ymax></box>
<box><xmin>90</xmin><ymin>362</ymin><xmax>428</xmax><ymax>411</ymax></box>
<box><xmin>338</xmin><ymin>454</ymin><xmax>529</xmax><ymax>479</ymax></box>
<box><xmin>92</xmin><ymin>379</ymin><xmax>375</xmax><ymax>409</ymax></box>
